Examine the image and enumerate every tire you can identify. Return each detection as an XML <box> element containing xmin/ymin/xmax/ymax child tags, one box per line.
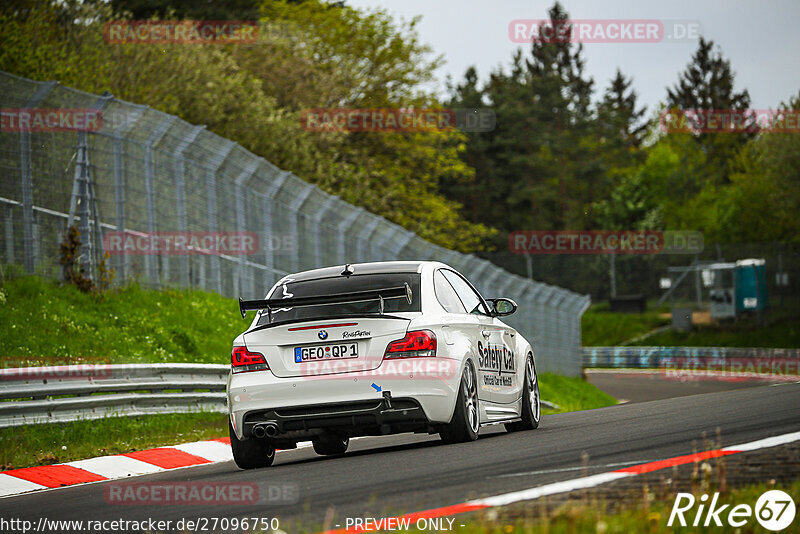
<box><xmin>229</xmin><ymin>421</ymin><xmax>275</xmax><ymax>469</ymax></box>
<box><xmin>312</xmin><ymin>434</ymin><xmax>349</xmax><ymax>456</ymax></box>
<box><xmin>506</xmin><ymin>354</ymin><xmax>540</xmax><ymax>432</ymax></box>
<box><xmin>440</xmin><ymin>360</ymin><xmax>480</xmax><ymax>443</ymax></box>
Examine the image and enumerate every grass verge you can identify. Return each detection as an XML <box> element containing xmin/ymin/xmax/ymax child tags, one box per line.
<box><xmin>581</xmin><ymin>302</ymin><xmax>670</xmax><ymax>346</ymax></box>
<box><xmin>0</xmin><ymin>274</ymin><xmax>244</xmax><ymax>365</ymax></box>
<box><xmin>539</xmin><ymin>373</ymin><xmax>618</xmax><ymax>414</ymax></box>
<box><xmin>455</xmin><ymin>479</ymin><xmax>800</xmax><ymax>533</ymax></box>
<box><xmin>0</xmin><ymin>412</ymin><xmax>227</xmax><ymax>470</ymax></box>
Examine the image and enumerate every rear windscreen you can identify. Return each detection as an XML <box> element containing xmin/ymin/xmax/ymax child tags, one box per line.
<box><xmin>256</xmin><ymin>273</ymin><xmax>421</xmax><ymax>326</ymax></box>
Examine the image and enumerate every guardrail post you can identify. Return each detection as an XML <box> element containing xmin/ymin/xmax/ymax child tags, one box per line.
<box><xmin>143</xmin><ymin>115</ymin><xmax>177</xmax><ymax>288</ymax></box>
<box><xmin>173</xmin><ymin>125</ymin><xmax>205</xmax><ymax>287</ymax></box>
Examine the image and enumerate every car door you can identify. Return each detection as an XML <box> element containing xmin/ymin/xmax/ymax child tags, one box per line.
<box><xmin>439</xmin><ymin>270</ymin><xmax>509</xmax><ymax>410</ymax></box>
<box><xmin>432</xmin><ymin>270</ymin><xmax>489</xmax><ymax>405</ymax></box>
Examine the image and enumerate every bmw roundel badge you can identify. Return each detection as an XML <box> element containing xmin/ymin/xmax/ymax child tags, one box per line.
<box><xmin>318</xmin><ymin>330</ymin><xmax>328</xmax><ymax>340</ymax></box>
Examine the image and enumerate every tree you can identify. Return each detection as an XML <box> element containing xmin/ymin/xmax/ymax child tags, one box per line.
<box><xmin>666</xmin><ymin>37</ymin><xmax>752</xmax><ymax>184</ymax></box>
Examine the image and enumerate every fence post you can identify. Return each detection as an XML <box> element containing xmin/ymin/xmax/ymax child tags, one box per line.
<box><xmin>204</xmin><ymin>141</ymin><xmax>235</xmax><ymax>294</ymax></box>
<box><xmin>287</xmin><ymin>182</ymin><xmax>314</xmax><ymax>273</ymax></box>
<box><xmin>143</xmin><ymin>115</ymin><xmax>177</xmax><ymax>288</ymax></box>
<box><xmin>261</xmin><ymin>170</ymin><xmax>290</xmax><ymax>290</ymax></box>
<box><xmin>4</xmin><ymin>207</ymin><xmax>14</xmax><ymax>264</ymax></box>
<box><xmin>389</xmin><ymin>228</ymin><xmax>415</xmax><ymax>259</ymax></box>
<box><xmin>234</xmin><ymin>160</ymin><xmax>260</xmax><ymax>296</ymax></box>
<box><xmin>19</xmin><ymin>81</ymin><xmax>57</xmax><ymax>274</ymax></box>
<box><xmin>112</xmin><ymin>105</ymin><xmax>146</xmax><ymax>282</ymax></box>
<box><xmin>173</xmin><ymin>125</ymin><xmax>205</xmax><ymax>287</ymax></box>
<box><xmin>313</xmin><ymin>195</ymin><xmax>338</xmax><ymax>268</ymax></box>
<box><xmin>338</xmin><ymin>206</ymin><xmax>364</xmax><ymax>264</ymax></box>
<box><xmin>357</xmin><ymin>217</ymin><xmax>381</xmax><ymax>263</ymax></box>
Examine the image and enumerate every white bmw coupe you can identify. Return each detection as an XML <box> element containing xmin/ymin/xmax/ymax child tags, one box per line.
<box><xmin>227</xmin><ymin>261</ymin><xmax>540</xmax><ymax>468</ymax></box>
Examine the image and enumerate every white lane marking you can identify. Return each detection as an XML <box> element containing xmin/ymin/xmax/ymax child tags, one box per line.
<box><xmin>469</xmin><ymin>430</ymin><xmax>800</xmax><ymax>509</ymax></box>
<box><xmin>0</xmin><ymin>474</ymin><xmax>48</xmax><ymax>497</ymax></box>
<box><xmin>493</xmin><ymin>461</ymin><xmax>642</xmax><ymax>478</ymax></box>
<box><xmin>473</xmin><ymin>472</ymin><xmax>631</xmax><ymax>507</ymax></box>
<box><xmin>65</xmin><ymin>455</ymin><xmax>164</xmax><ymax>478</ymax></box>
<box><xmin>722</xmin><ymin>430</ymin><xmax>800</xmax><ymax>452</ymax></box>
<box><xmin>171</xmin><ymin>441</ymin><xmax>234</xmax><ymax>462</ymax></box>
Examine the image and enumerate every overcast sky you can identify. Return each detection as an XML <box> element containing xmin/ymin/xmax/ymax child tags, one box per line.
<box><xmin>345</xmin><ymin>0</ymin><xmax>800</xmax><ymax>114</ymax></box>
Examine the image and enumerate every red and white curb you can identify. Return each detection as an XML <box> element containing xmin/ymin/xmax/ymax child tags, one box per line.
<box><xmin>321</xmin><ymin>430</ymin><xmax>800</xmax><ymax>533</ymax></box>
<box><xmin>0</xmin><ymin>439</ymin><xmax>314</xmax><ymax>499</ymax></box>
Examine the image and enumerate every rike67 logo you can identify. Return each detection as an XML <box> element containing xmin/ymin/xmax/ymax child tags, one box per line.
<box><xmin>669</xmin><ymin>489</ymin><xmax>796</xmax><ymax>531</ymax></box>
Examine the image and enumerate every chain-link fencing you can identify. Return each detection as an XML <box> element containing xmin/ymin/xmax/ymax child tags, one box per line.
<box><xmin>0</xmin><ymin>70</ymin><xmax>589</xmax><ymax>375</ymax></box>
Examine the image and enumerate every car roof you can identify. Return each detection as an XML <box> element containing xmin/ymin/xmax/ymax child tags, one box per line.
<box><xmin>283</xmin><ymin>261</ymin><xmax>437</xmax><ymax>282</ymax></box>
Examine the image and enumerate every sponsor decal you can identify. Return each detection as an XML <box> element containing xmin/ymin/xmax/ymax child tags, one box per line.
<box><xmin>342</xmin><ymin>330</ymin><xmax>371</xmax><ymax>339</ymax></box>
<box><xmin>478</xmin><ymin>341</ymin><xmax>515</xmax><ymax>386</ymax></box>
<box><xmin>318</xmin><ymin>330</ymin><xmax>328</xmax><ymax>340</ymax></box>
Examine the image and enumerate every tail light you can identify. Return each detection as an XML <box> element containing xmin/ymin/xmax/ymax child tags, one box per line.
<box><xmin>231</xmin><ymin>346</ymin><xmax>269</xmax><ymax>374</ymax></box>
<box><xmin>384</xmin><ymin>330</ymin><xmax>437</xmax><ymax>359</ymax></box>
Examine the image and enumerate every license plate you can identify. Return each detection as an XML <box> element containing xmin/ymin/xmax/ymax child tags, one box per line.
<box><xmin>294</xmin><ymin>342</ymin><xmax>358</xmax><ymax>363</ymax></box>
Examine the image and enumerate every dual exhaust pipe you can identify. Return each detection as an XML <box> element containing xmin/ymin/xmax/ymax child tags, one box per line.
<box><xmin>252</xmin><ymin>422</ymin><xmax>279</xmax><ymax>439</ymax></box>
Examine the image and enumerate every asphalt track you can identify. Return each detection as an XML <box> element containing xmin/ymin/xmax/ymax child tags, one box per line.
<box><xmin>1</xmin><ymin>382</ymin><xmax>798</xmax><ymax>532</ymax></box>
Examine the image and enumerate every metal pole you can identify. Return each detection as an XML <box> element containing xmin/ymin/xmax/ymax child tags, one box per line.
<box><xmin>609</xmin><ymin>252</ymin><xmax>616</xmax><ymax>299</ymax></box>
<box><xmin>287</xmin><ymin>182</ymin><xmax>313</xmax><ymax>273</ymax></box>
<box><xmin>313</xmin><ymin>195</ymin><xmax>338</xmax><ymax>268</ymax></box>
<box><xmin>261</xmin><ymin>170</ymin><xmax>290</xmax><ymax>290</ymax></box>
<box><xmin>338</xmin><ymin>206</ymin><xmax>364</xmax><ymax>265</ymax></box>
<box><xmin>205</xmin><ymin>141</ymin><xmax>235</xmax><ymax>294</ymax></box>
<box><xmin>174</xmin><ymin>125</ymin><xmax>205</xmax><ymax>287</ymax></box>
<box><xmin>234</xmin><ymin>160</ymin><xmax>260</xmax><ymax>296</ymax></box>
<box><xmin>143</xmin><ymin>115</ymin><xmax>177</xmax><ymax>288</ymax></box>
<box><xmin>19</xmin><ymin>81</ymin><xmax>57</xmax><ymax>274</ymax></box>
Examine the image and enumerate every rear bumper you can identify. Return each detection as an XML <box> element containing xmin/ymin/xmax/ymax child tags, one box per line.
<box><xmin>227</xmin><ymin>356</ymin><xmax>461</xmax><ymax>439</ymax></box>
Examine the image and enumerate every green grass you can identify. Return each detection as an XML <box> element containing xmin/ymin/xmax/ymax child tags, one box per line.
<box><xmin>629</xmin><ymin>315</ymin><xmax>800</xmax><ymax>348</ymax></box>
<box><xmin>582</xmin><ymin>300</ymin><xmax>800</xmax><ymax>348</ymax></box>
<box><xmin>581</xmin><ymin>302</ymin><xmax>671</xmax><ymax>346</ymax></box>
<box><xmin>0</xmin><ymin>274</ymin><xmax>245</xmax><ymax>365</ymax></box>
<box><xmin>448</xmin><ymin>479</ymin><xmax>800</xmax><ymax>533</ymax></box>
<box><xmin>0</xmin><ymin>412</ymin><xmax>227</xmax><ymax>470</ymax></box>
<box><xmin>539</xmin><ymin>373</ymin><xmax>618</xmax><ymax>414</ymax></box>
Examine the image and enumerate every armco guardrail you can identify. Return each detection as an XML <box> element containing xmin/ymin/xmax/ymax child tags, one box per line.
<box><xmin>0</xmin><ymin>364</ymin><xmax>229</xmax><ymax>428</ymax></box>
<box><xmin>583</xmin><ymin>346</ymin><xmax>800</xmax><ymax>369</ymax></box>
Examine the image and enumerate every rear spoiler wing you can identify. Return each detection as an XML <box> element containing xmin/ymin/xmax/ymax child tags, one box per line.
<box><xmin>238</xmin><ymin>283</ymin><xmax>413</xmax><ymax>320</ymax></box>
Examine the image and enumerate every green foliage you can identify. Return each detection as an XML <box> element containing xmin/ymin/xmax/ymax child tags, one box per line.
<box><xmin>0</xmin><ymin>0</ymin><xmax>494</xmax><ymax>252</ymax></box>
<box><xmin>581</xmin><ymin>303</ymin><xmax>670</xmax><ymax>346</ymax></box>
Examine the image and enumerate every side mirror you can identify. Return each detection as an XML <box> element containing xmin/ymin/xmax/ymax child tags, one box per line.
<box><xmin>491</xmin><ymin>298</ymin><xmax>517</xmax><ymax>317</ymax></box>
